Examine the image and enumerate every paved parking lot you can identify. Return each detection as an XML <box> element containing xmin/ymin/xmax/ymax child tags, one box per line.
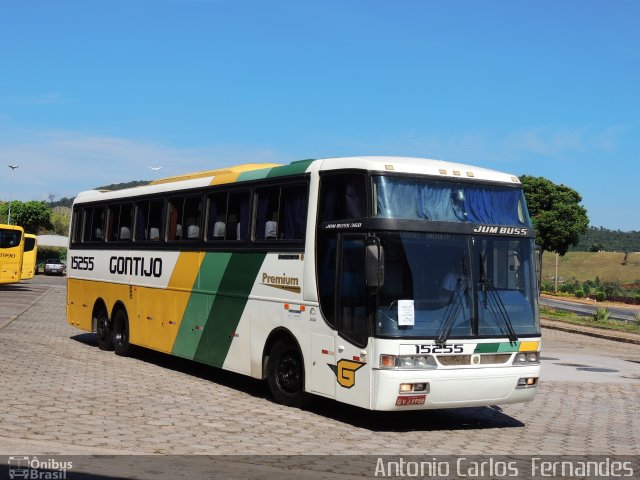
<box><xmin>1</xmin><ymin>278</ymin><xmax>639</xmax><ymax>462</ymax></box>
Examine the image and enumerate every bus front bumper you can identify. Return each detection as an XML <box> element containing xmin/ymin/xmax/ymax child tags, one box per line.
<box><xmin>371</xmin><ymin>365</ymin><xmax>540</xmax><ymax>411</ymax></box>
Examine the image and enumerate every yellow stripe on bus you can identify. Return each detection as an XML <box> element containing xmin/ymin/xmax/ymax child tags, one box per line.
<box><xmin>519</xmin><ymin>341</ymin><xmax>540</xmax><ymax>352</ymax></box>
<box><xmin>209</xmin><ymin>163</ymin><xmax>282</xmax><ymax>186</ymax></box>
<box><xmin>166</xmin><ymin>252</ymin><xmax>205</xmax><ymax>344</ymax></box>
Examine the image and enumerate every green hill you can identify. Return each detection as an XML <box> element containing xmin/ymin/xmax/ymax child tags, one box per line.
<box><xmin>541</xmin><ymin>251</ymin><xmax>640</xmax><ymax>285</ymax></box>
<box><xmin>572</xmin><ymin>226</ymin><xmax>640</xmax><ymax>252</ymax></box>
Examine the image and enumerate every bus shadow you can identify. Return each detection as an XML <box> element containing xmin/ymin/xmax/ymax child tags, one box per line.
<box><xmin>70</xmin><ymin>333</ymin><xmax>525</xmax><ymax>432</ymax></box>
<box><xmin>307</xmin><ymin>397</ymin><xmax>524</xmax><ymax>431</ymax></box>
<box><xmin>0</xmin><ymin>284</ymin><xmax>35</xmax><ymax>292</ymax></box>
<box><xmin>70</xmin><ymin>333</ymin><xmax>272</xmax><ymax>400</ymax></box>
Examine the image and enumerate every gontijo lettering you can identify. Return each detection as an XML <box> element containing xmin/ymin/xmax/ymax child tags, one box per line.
<box><xmin>109</xmin><ymin>256</ymin><xmax>162</xmax><ymax>277</ymax></box>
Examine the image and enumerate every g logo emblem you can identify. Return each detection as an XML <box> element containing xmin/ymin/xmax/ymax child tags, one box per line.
<box><xmin>330</xmin><ymin>359</ymin><xmax>366</xmax><ymax>388</ymax></box>
<box><xmin>471</xmin><ymin>354</ymin><xmax>481</xmax><ymax>365</ymax></box>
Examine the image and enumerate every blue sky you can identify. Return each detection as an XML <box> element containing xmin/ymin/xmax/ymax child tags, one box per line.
<box><xmin>1</xmin><ymin>0</ymin><xmax>638</xmax><ymax>230</ymax></box>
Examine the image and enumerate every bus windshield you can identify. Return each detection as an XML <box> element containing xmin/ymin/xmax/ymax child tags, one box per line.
<box><xmin>374</xmin><ymin>232</ymin><xmax>539</xmax><ymax>339</ymax></box>
<box><xmin>373</xmin><ymin>175</ymin><xmax>531</xmax><ymax>226</ymax></box>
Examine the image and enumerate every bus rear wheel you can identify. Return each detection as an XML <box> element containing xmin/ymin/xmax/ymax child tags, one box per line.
<box><xmin>267</xmin><ymin>339</ymin><xmax>310</xmax><ymax>408</ymax></box>
<box><xmin>112</xmin><ymin>308</ymin><xmax>131</xmax><ymax>357</ymax></box>
<box><xmin>95</xmin><ymin>310</ymin><xmax>113</xmax><ymax>351</ymax></box>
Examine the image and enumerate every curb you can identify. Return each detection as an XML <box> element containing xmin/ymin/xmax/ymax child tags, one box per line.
<box><xmin>541</xmin><ymin>318</ymin><xmax>640</xmax><ymax>346</ymax></box>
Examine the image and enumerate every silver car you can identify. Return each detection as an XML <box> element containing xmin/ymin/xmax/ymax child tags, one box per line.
<box><xmin>43</xmin><ymin>258</ymin><xmax>65</xmax><ymax>275</ymax></box>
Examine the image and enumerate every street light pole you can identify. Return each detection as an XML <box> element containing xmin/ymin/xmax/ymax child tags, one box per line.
<box><xmin>7</xmin><ymin>164</ymin><xmax>19</xmax><ymax>225</ymax></box>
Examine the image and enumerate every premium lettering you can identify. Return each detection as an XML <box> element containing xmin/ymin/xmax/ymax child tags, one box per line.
<box><xmin>261</xmin><ymin>272</ymin><xmax>301</xmax><ymax>293</ymax></box>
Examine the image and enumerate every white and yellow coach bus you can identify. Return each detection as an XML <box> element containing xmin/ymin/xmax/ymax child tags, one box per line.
<box><xmin>67</xmin><ymin>157</ymin><xmax>541</xmax><ymax>410</ymax></box>
<box><xmin>0</xmin><ymin>223</ymin><xmax>24</xmax><ymax>285</ymax></box>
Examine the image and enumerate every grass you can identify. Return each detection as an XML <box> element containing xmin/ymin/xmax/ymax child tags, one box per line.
<box><xmin>541</xmin><ymin>251</ymin><xmax>640</xmax><ymax>284</ymax></box>
<box><xmin>540</xmin><ymin>306</ymin><xmax>640</xmax><ymax>334</ymax></box>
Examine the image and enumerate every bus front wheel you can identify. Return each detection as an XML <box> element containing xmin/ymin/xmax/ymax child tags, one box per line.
<box><xmin>267</xmin><ymin>339</ymin><xmax>310</xmax><ymax>408</ymax></box>
<box><xmin>112</xmin><ymin>308</ymin><xmax>131</xmax><ymax>357</ymax></box>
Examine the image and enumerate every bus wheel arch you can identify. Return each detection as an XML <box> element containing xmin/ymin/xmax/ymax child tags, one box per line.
<box><xmin>111</xmin><ymin>302</ymin><xmax>131</xmax><ymax>357</ymax></box>
<box><xmin>93</xmin><ymin>299</ymin><xmax>113</xmax><ymax>351</ymax></box>
<box><xmin>264</xmin><ymin>329</ymin><xmax>310</xmax><ymax>408</ymax></box>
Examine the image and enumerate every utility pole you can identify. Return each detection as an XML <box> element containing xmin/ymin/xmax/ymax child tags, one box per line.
<box><xmin>7</xmin><ymin>164</ymin><xmax>19</xmax><ymax>224</ymax></box>
<box><xmin>554</xmin><ymin>252</ymin><xmax>559</xmax><ymax>293</ymax></box>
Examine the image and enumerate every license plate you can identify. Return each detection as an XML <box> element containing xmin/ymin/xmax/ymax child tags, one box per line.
<box><xmin>395</xmin><ymin>395</ymin><xmax>426</xmax><ymax>406</ymax></box>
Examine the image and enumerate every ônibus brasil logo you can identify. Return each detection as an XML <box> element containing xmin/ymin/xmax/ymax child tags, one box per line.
<box><xmin>8</xmin><ymin>456</ymin><xmax>73</xmax><ymax>479</ymax></box>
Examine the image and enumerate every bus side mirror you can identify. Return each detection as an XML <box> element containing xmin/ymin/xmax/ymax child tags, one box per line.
<box><xmin>366</xmin><ymin>244</ymin><xmax>385</xmax><ymax>289</ymax></box>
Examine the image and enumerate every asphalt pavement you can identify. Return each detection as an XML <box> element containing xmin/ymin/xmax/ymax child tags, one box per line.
<box><xmin>540</xmin><ymin>295</ymin><xmax>639</xmax><ymax>322</ymax></box>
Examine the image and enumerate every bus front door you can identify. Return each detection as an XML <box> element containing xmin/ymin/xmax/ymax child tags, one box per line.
<box><xmin>335</xmin><ymin>235</ymin><xmax>371</xmax><ymax>409</ymax></box>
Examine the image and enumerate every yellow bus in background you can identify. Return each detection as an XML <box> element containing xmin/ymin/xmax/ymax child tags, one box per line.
<box><xmin>0</xmin><ymin>224</ymin><xmax>24</xmax><ymax>285</ymax></box>
<box><xmin>21</xmin><ymin>234</ymin><xmax>38</xmax><ymax>280</ymax></box>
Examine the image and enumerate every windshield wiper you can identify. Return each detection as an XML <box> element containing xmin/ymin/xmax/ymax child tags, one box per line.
<box><xmin>479</xmin><ymin>254</ymin><xmax>518</xmax><ymax>343</ymax></box>
<box><xmin>435</xmin><ymin>275</ymin><xmax>468</xmax><ymax>345</ymax></box>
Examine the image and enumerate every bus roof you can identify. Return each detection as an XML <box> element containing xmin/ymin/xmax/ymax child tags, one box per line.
<box><xmin>0</xmin><ymin>223</ymin><xmax>24</xmax><ymax>232</ymax></box>
<box><xmin>72</xmin><ymin>156</ymin><xmax>521</xmax><ymax>205</ymax></box>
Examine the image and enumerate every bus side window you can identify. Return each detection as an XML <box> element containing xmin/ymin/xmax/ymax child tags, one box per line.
<box><xmin>83</xmin><ymin>206</ymin><xmax>105</xmax><ymax>243</ymax></box>
<box><xmin>148</xmin><ymin>200</ymin><xmax>164</xmax><ymax>242</ymax></box>
<box><xmin>134</xmin><ymin>202</ymin><xmax>147</xmax><ymax>241</ymax></box>
<box><xmin>167</xmin><ymin>195</ymin><xmax>202</xmax><ymax>241</ymax></box>
<box><xmin>281</xmin><ymin>184</ymin><xmax>307</xmax><ymax>240</ymax></box>
<box><xmin>229</xmin><ymin>191</ymin><xmax>249</xmax><ymax>240</ymax></box>
<box><xmin>135</xmin><ymin>200</ymin><xmax>165</xmax><ymax>242</ymax></box>
<box><xmin>71</xmin><ymin>207</ymin><xmax>83</xmax><ymax>244</ymax></box>
<box><xmin>255</xmin><ymin>184</ymin><xmax>308</xmax><ymax>241</ymax></box>
<box><xmin>207</xmin><ymin>193</ymin><xmax>228</xmax><ymax>240</ymax></box>
<box><xmin>106</xmin><ymin>204</ymin><xmax>133</xmax><ymax>242</ymax></box>
<box><xmin>255</xmin><ymin>187</ymin><xmax>280</xmax><ymax>240</ymax></box>
<box><xmin>167</xmin><ymin>197</ymin><xmax>184</xmax><ymax>241</ymax></box>
<box><xmin>319</xmin><ymin>173</ymin><xmax>366</xmax><ymax>222</ymax></box>
<box><xmin>184</xmin><ymin>196</ymin><xmax>202</xmax><ymax>241</ymax></box>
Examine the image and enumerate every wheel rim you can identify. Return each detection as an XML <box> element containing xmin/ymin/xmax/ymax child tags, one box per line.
<box><xmin>277</xmin><ymin>353</ymin><xmax>302</xmax><ymax>394</ymax></box>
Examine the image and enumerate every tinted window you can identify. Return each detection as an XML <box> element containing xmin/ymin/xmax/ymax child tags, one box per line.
<box><xmin>167</xmin><ymin>195</ymin><xmax>202</xmax><ymax>241</ymax></box>
<box><xmin>106</xmin><ymin>204</ymin><xmax>133</xmax><ymax>242</ymax></box>
<box><xmin>255</xmin><ymin>184</ymin><xmax>308</xmax><ymax>241</ymax></box>
<box><xmin>206</xmin><ymin>191</ymin><xmax>250</xmax><ymax>241</ymax></box>
<box><xmin>82</xmin><ymin>207</ymin><xmax>106</xmax><ymax>242</ymax></box>
<box><xmin>135</xmin><ymin>199</ymin><xmax>165</xmax><ymax>242</ymax></box>
<box><xmin>319</xmin><ymin>174</ymin><xmax>366</xmax><ymax>222</ymax></box>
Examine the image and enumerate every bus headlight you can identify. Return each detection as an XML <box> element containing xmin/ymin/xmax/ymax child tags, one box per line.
<box><xmin>380</xmin><ymin>355</ymin><xmax>436</xmax><ymax>369</ymax></box>
<box><xmin>512</xmin><ymin>351</ymin><xmax>539</xmax><ymax>365</ymax></box>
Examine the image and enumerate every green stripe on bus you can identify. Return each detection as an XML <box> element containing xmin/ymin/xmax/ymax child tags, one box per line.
<box><xmin>172</xmin><ymin>252</ymin><xmax>232</xmax><ymax>359</ymax></box>
<box><xmin>193</xmin><ymin>252</ymin><xmax>267</xmax><ymax>367</ymax></box>
<box><xmin>474</xmin><ymin>342</ymin><xmax>520</xmax><ymax>353</ymax></box>
<box><xmin>236</xmin><ymin>168</ymin><xmax>273</xmax><ymax>182</ymax></box>
<box><xmin>265</xmin><ymin>159</ymin><xmax>314</xmax><ymax>178</ymax></box>
<box><xmin>236</xmin><ymin>159</ymin><xmax>314</xmax><ymax>183</ymax></box>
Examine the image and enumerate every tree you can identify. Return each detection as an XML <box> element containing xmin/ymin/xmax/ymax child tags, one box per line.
<box><xmin>0</xmin><ymin>200</ymin><xmax>53</xmax><ymax>234</ymax></box>
<box><xmin>50</xmin><ymin>207</ymin><xmax>72</xmax><ymax>235</ymax></box>
<box><xmin>520</xmin><ymin>176</ymin><xmax>589</xmax><ymax>257</ymax></box>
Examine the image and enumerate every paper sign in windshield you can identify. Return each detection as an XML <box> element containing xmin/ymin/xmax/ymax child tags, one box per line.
<box><xmin>398</xmin><ymin>300</ymin><xmax>415</xmax><ymax>326</ymax></box>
